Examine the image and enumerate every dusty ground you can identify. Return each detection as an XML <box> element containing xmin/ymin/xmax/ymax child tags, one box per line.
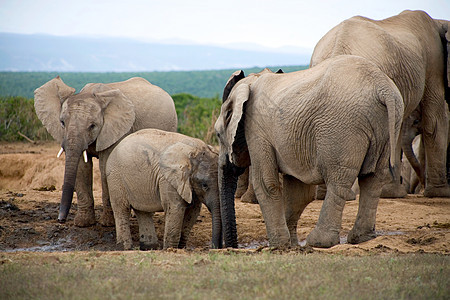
<box><xmin>0</xmin><ymin>141</ymin><xmax>449</xmax><ymax>254</ymax></box>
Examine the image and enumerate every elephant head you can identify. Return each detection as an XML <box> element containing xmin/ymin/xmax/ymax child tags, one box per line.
<box><xmin>160</xmin><ymin>142</ymin><xmax>222</xmax><ymax>248</ymax></box>
<box><xmin>34</xmin><ymin>76</ymin><xmax>135</xmax><ymax>223</ymax></box>
<box><xmin>215</xmin><ymin>70</ymin><xmax>252</xmax><ymax>248</ymax></box>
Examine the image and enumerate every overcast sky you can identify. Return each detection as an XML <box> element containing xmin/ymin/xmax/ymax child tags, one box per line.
<box><xmin>0</xmin><ymin>0</ymin><xmax>449</xmax><ymax>51</ymax></box>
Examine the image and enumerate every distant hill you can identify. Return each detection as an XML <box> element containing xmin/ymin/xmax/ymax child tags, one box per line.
<box><xmin>0</xmin><ymin>33</ymin><xmax>311</xmax><ymax>72</ymax></box>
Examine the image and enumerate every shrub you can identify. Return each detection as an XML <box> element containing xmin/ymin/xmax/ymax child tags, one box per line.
<box><xmin>0</xmin><ymin>96</ymin><xmax>52</xmax><ymax>142</ymax></box>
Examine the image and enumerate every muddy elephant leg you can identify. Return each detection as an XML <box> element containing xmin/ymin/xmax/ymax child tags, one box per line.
<box><xmin>283</xmin><ymin>175</ymin><xmax>315</xmax><ymax>246</ymax></box>
<box><xmin>178</xmin><ymin>200</ymin><xmax>202</xmax><ymax>248</ymax></box>
<box><xmin>252</xmin><ymin>148</ymin><xmax>290</xmax><ymax>248</ymax></box>
<box><xmin>381</xmin><ymin>137</ymin><xmax>407</xmax><ymax>198</ymax></box>
<box><xmin>421</xmin><ymin>87</ymin><xmax>450</xmax><ymax>197</ymax></box>
<box><xmin>347</xmin><ymin>171</ymin><xmax>386</xmax><ymax>244</ymax></box>
<box><xmin>73</xmin><ymin>157</ymin><xmax>96</xmax><ymax>227</ymax></box>
<box><xmin>163</xmin><ymin>204</ymin><xmax>187</xmax><ymax>249</ymax></box>
<box><xmin>235</xmin><ymin>167</ymin><xmax>249</xmax><ymax>198</ymax></box>
<box><xmin>111</xmin><ymin>203</ymin><xmax>132</xmax><ymax>250</ymax></box>
<box><xmin>307</xmin><ymin>169</ymin><xmax>357</xmax><ymax>248</ymax></box>
<box><xmin>241</xmin><ymin>167</ymin><xmax>258</xmax><ymax>204</ymax></box>
<box><xmin>134</xmin><ymin>210</ymin><xmax>159</xmax><ymax>250</ymax></box>
<box><xmin>98</xmin><ymin>152</ymin><xmax>115</xmax><ymax>226</ymax></box>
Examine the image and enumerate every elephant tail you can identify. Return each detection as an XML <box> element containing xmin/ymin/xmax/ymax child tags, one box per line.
<box><xmin>379</xmin><ymin>80</ymin><xmax>405</xmax><ymax>180</ymax></box>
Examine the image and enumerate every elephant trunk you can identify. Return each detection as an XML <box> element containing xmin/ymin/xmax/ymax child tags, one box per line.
<box><xmin>58</xmin><ymin>147</ymin><xmax>83</xmax><ymax>223</ymax></box>
<box><xmin>210</xmin><ymin>201</ymin><xmax>223</xmax><ymax>249</ymax></box>
<box><xmin>218</xmin><ymin>154</ymin><xmax>241</xmax><ymax>248</ymax></box>
<box><xmin>402</xmin><ymin>134</ymin><xmax>425</xmax><ymax>187</ymax></box>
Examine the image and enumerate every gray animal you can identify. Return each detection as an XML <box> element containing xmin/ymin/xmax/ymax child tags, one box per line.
<box><xmin>34</xmin><ymin>77</ymin><xmax>177</xmax><ymax>226</ymax></box>
<box><xmin>106</xmin><ymin>129</ymin><xmax>222</xmax><ymax>250</ymax></box>
<box><xmin>311</xmin><ymin>10</ymin><xmax>450</xmax><ymax>198</ymax></box>
<box><xmin>216</xmin><ymin>56</ymin><xmax>404</xmax><ymax>248</ymax></box>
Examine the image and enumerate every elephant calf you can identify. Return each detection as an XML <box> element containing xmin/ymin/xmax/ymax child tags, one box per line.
<box><xmin>106</xmin><ymin>129</ymin><xmax>222</xmax><ymax>250</ymax></box>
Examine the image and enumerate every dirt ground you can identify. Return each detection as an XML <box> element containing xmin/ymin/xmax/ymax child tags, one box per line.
<box><xmin>0</xmin><ymin>141</ymin><xmax>449</xmax><ymax>254</ymax></box>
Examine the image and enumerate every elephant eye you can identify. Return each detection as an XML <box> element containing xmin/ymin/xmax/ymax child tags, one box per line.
<box><xmin>88</xmin><ymin>123</ymin><xmax>96</xmax><ymax>131</ymax></box>
<box><xmin>201</xmin><ymin>182</ymin><xmax>209</xmax><ymax>191</ymax></box>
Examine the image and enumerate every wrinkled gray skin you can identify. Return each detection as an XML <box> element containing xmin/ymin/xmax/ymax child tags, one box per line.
<box><xmin>402</xmin><ymin>136</ymin><xmax>424</xmax><ymax>194</ymax></box>
<box><xmin>216</xmin><ymin>56</ymin><xmax>404</xmax><ymax>248</ymax></box>
<box><xmin>34</xmin><ymin>77</ymin><xmax>177</xmax><ymax>227</ymax></box>
<box><xmin>400</xmin><ymin>107</ymin><xmax>425</xmax><ymax>191</ymax></box>
<box><xmin>106</xmin><ymin>129</ymin><xmax>222</xmax><ymax>250</ymax></box>
<box><xmin>311</xmin><ymin>10</ymin><xmax>450</xmax><ymax>198</ymax></box>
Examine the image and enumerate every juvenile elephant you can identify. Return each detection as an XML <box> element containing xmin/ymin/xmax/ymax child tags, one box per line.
<box><xmin>106</xmin><ymin>129</ymin><xmax>222</xmax><ymax>250</ymax></box>
<box><xmin>310</xmin><ymin>10</ymin><xmax>450</xmax><ymax>198</ymax></box>
<box><xmin>216</xmin><ymin>56</ymin><xmax>404</xmax><ymax>248</ymax></box>
<box><xmin>34</xmin><ymin>77</ymin><xmax>177</xmax><ymax>226</ymax></box>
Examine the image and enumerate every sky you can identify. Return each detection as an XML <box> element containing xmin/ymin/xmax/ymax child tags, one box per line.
<box><xmin>0</xmin><ymin>0</ymin><xmax>449</xmax><ymax>52</ymax></box>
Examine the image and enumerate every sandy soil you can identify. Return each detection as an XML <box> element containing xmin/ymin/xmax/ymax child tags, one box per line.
<box><xmin>0</xmin><ymin>141</ymin><xmax>449</xmax><ymax>254</ymax></box>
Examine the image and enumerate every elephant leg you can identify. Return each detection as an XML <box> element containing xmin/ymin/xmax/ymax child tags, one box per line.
<box><xmin>235</xmin><ymin>167</ymin><xmax>249</xmax><ymax>198</ymax></box>
<box><xmin>307</xmin><ymin>169</ymin><xmax>357</xmax><ymax>248</ymax></box>
<box><xmin>73</xmin><ymin>157</ymin><xmax>96</xmax><ymax>227</ymax></box>
<box><xmin>315</xmin><ymin>184</ymin><xmax>327</xmax><ymax>200</ymax></box>
<box><xmin>347</xmin><ymin>171</ymin><xmax>386</xmax><ymax>244</ymax></box>
<box><xmin>241</xmin><ymin>167</ymin><xmax>258</xmax><ymax>204</ymax></box>
<box><xmin>178</xmin><ymin>200</ymin><xmax>202</xmax><ymax>248</ymax></box>
<box><xmin>98</xmin><ymin>153</ymin><xmax>115</xmax><ymax>226</ymax></box>
<box><xmin>283</xmin><ymin>175</ymin><xmax>315</xmax><ymax>246</ymax></box>
<box><xmin>134</xmin><ymin>210</ymin><xmax>159</xmax><ymax>250</ymax></box>
<box><xmin>421</xmin><ymin>87</ymin><xmax>450</xmax><ymax>197</ymax></box>
<box><xmin>251</xmin><ymin>148</ymin><xmax>290</xmax><ymax>248</ymax></box>
<box><xmin>380</xmin><ymin>137</ymin><xmax>407</xmax><ymax>198</ymax></box>
<box><xmin>111</xmin><ymin>202</ymin><xmax>132</xmax><ymax>250</ymax></box>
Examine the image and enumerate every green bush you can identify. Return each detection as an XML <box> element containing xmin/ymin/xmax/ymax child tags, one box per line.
<box><xmin>0</xmin><ymin>96</ymin><xmax>52</xmax><ymax>142</ymax></box>
<box><xmin>172</xmin><ymin>93</ymin><xmax>221</xmax><ymax>145</ymax></box>
<box><xmin>0</xmin><ymin>94</ymin><xmax>221</xmax><ymax>144</ymax></box>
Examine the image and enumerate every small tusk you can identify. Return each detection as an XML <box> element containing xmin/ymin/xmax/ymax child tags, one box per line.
<box><xmin>57</xmin><ymin>147</ymin><xmax>64</xmax><ymax>158</ymax></box>
<box><xmin>83</xmin><ymin>150</ymin><xmax>88</xmax><ymax>163</ymax></box>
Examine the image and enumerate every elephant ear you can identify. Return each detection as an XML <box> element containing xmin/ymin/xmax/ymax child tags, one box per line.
<box><xmin>445</xmin><ymin>22</ymin><xmax>450</xmax><ymax>107</ymax></box>
<box><xmin>222</xmin><ymin>70</ymin><xmax>245</xmax><ymax>102</ymax></box>
<box><xmin>34</xmin><ymin>76</ymin><xmax>75</xmax><ymax>142</ymax></box>
<box><xmin>223</xmin><ymin>83</ymin><xmax>251</xmax><ymax>167</ymax></box>
<box><xmin>94</xmin><ymin>87</ymin><xmax>136</xmax><ymax>152</ymax></box>
<box><xmin>159</xmin><ymin>142</ymin><xmax>194</xmax><ymax>204</ymax></box>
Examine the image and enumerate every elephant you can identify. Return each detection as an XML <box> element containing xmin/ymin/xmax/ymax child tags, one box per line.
<box><xmin>402</xmin><ymin>135</ymin><xmax>424</xmax><ymax>194</ymax></box>
<box><xmin>34</xmin><ymin>77</ymin><xmax>178</xmax><ymax>227</ymax></box>
<box><xmin>106</xmin><ymin>129</ymin><xmax>221</xmax><ymax>250</ymax></box>
<box><xmin>216</xmin><ymin>56</ymin><xmax>404</xmax><ymax>248</ymax></box>
<box><xmin>310</xmin><ymin>10</ymin><xmax>450</xmax><ymax>198</ymax></box>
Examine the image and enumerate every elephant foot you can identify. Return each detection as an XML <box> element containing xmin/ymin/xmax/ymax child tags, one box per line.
<box><xmin>424</xmin><ymin>185</ymin><xmax>450</xmax><ymax>198</ymax></box>
<box><xmin>99</xmin><ymin>210</ymin><xmax>115</xmax><ymax>227</ymax></box>
<box><xmin>306</xmin><ymin>227</ymin><xmax>340</xmax><ymax>248</ymax></box>
<box><xmin>140</xmin><ymin>241</ymin><xmax>159</xmax><ymax>251</ymax></box>
<box><xmin>380</xmin><ymin>183</ymin><xmax>407</xmax><ymax>198</ymax></box>
<box><xmin>74</xmin><ymin>210</ymin><xmax>96</xmax><ymax>227</ymax></box>
<box><xmin>241</xmin><ymin>190</ymin><xmax>258</xmax><ymax>204</ymax></box>
<box><xmin>347</xmin><ymin>228</ymin><xmax>377</xmax><ymax>244</ymax></box>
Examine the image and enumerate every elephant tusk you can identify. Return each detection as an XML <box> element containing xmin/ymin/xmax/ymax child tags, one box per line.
<box><xmin>57</xmin><ymin>147</ymin><xmax>64</xmax><ymax>158</ymax></box>
<box><xmin>83</xmin><ymin>150</ymin><xmax>88</xmax><ymax>163</ymax></box>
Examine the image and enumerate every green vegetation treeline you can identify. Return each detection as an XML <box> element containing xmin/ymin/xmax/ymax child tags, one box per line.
<box><xmin>0</xmin><ymin>65</ymin><xmax>307</xmax><ymax>99</ymax></box>
<box><xmin>0</xmin><ymin>94</ymin><xmax>221</xmax><ymax>144</ymax></box>
<box><xmin>0</xmin><ymin>66</ymin><xmax>307</xmax><ymax>143</ymax></box>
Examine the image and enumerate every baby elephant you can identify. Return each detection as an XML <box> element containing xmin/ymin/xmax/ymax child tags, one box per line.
<box><xmin>106</xmin><ymin>129</ymin><xmax>222</xmax><ymax>250</ymax></box>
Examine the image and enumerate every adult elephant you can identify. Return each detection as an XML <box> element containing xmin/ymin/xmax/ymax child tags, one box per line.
<box><xmin>34</xmin><ymin>77</ymin><xmax>178</xmax><ymax>226</ymax></box>
<box><xmin>216</xmin><ymin>56</ymin><xmax>404</xmax><ymax>248</ymax></box>
<box><xmin>310</xmin><ymin>10</ymin><xmax>450</xmax><ymax>198</ymax></box>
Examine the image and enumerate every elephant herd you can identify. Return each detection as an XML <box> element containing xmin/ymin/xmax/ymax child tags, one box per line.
<box><xmin>34</xmin><ymin>10</ymin><xmax>449</xmax><ymax>250</ymax></box>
